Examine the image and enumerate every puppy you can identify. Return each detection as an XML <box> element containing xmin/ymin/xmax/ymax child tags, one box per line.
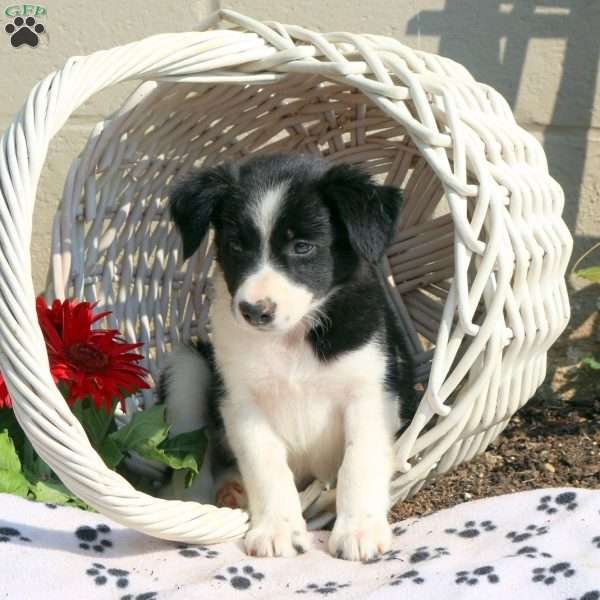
<box><xmin>161</xmin><ymin>154</ymin><xmax>415</xmax><ymax>561</ymax></box>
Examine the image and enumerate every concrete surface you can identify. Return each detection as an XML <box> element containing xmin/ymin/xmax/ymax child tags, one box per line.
<box><xmin>0</xmin><ymin>0</ymin><xmax>598</xmax><ymax>298</ymax></box>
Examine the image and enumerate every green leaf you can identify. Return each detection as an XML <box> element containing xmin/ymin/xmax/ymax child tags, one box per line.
<box><xmin>31</xmin><ymin>480</ymin><xmax>72</xmax><ymax>505</ymax></box>
<box><xmin>71</xmin><ymin>398</ymin><xmax>121</xmax><ymax>470</ymax></box>
<box><xmin>582</xmin><ymin>356</ymin><xmax>600</xmax><ymax>370</ymax></box>
<box><xmin>0</xmin><ymin>409</ymin><xmax>24</xmax><ymax>459</ymax></box>
<box><xmin>110</xmin><ymin>408</ymin><xmax>207</xmax><ymax>485</ymax></box>
<box><xmin>0</xmin><ymin>430</ymin><xmax>22</xmax><ymax>473</ymax></box>
<box><xmin>21</xmin><ymin>438</ymin><xmax>54</xmax><ymax>483</ymax></box>
<box><xmin>0</xmin><ymin>469</ymin><xmax>30</xmax><ymax>496</ymax></box>
<box><xmin>99</xmin><ymin>436</ymin><xmax>124</xmax><ymax>469</ymax></box>
<box><xmin>71</xmin><ymin>398</ymin><xmax>117</xmax><ymax>449</ymax></box>
<box><xmin>574</xmin><ymin>266</ymin><xmax>600</xmax><ymax>283</ymax></box>
<box><xmin>32</xmin><ymin>479</ymin><xmax>95</xmax><ymax>511</ymax></box>
<box><xmin>132</xmin><ymin>428</ymin><xmax>207</xmax><ymax>485</ymax></box>
<box><xmin>160</xmin><ymin>428</ymin><xmax>207</xmax><ymax>479</ymax></box>
<box><xmin>160</xmin><ymin>428</ymin><xmax>207</xmax><ymax>457</ymax></box>
<box><xmin>110</xmin><ymin>405</ymin><xmax>170</xmax><ymax>450</ymax></box>
<box><xmin>0</xmin><ymin>430</ymin><xmax>29</xmax><ymax>496</ymax></box>
<box><xmin>185</xmin><ymin>469</ymin><xmax>197</xmax><ymax>488</ymax></box>
<box><xmin>0</xmin><ymin>423</ymin><xmax>95</xmax><ymax>511</ymax></box>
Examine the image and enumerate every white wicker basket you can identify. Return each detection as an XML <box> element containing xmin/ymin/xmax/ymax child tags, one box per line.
<box><xmin>0</xmin><ymin>10</ymin><xmax>572</xmax><ymax>543</ymax></box>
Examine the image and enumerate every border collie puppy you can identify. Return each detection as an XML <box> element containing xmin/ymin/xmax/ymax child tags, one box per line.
<box><xmin>162</xmin><ymin>154</ymin><xmax>415</xmax><ymax>561</ymax></box>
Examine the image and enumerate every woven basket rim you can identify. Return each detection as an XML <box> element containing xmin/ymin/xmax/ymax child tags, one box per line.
<box><xmin>0</xmin><ymin>9</ymin><xmax>572</xmax><ymax>544</ymax></box>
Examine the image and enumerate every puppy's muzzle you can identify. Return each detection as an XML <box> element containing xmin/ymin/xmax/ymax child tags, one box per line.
<box><xmin>239</xmin><ymin>298</ymin><xmax>277</xmax><ymax>328</ymax></box>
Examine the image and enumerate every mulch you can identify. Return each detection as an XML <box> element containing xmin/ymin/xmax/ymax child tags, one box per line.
<box><xmin>390</xmin><ymin>393</ymin><xmax>600</xmax><ymax>520</ymax></box>
<box><xmin>390</xmin><ymin>287</ymin><xmax>600</xmax><ymax>521</ymax></box>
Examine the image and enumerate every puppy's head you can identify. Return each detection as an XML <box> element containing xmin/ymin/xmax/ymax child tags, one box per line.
<box><xmin>170</xmin><ymin>154</ymin><xmax>401</xmax><ymax>333</ymax></box>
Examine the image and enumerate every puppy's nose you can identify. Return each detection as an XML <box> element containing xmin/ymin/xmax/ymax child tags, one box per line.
<box><xmin>239</xmin><ymin>300</ymin><xmax>276</xmax><ymax>327</ymax></box>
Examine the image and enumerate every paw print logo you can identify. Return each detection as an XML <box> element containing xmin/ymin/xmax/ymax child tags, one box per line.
<box><xmin>85</xmin><ymin>563</ymin><xmax>129</xmax><ymax>590</ymax></box>
<box><xmin>532</xmin><ymin>562</ymin><xmax>576</xmax><ymax>585</ymax></box>
<box><xmin>390</xmin><ymin>569</ymin><xmax>425</xmax><ymax>586</ymax></box>
<box><xmin>363</xmin><ymin>549</ymin><xmax>402</xmax><ymax>564</ymax></box>
<box><xmin>75</xmin><ymin>524</ymin><xmax>113</xmax><ymax>552</ymax></box>
<box><xmin>592</xmin><ymin>536</ymin><xmax>600</xmax><ymax>549</ymax></box>
<box><xmin>215</xmin><ymin>565</ymin><xmax>265</xmax><ymax>590</ymax></box>
<box><xmin>537</xmin><ymin>492</ymin><xmax>577</xmax><ymax>514</ymax></box>
<box><xmin>409</xmin><ymin>546</ymin><xmax>450</xmax><ymax>563</ymax></box>
<box><xmin>295</xmin><ymin>581</ymin><xmax>351</xmax><ymax>594</ymax></box>
<box><xmin>0</xmin><ymin>526</ymin><xmax>31</xmax><ymax>543</ymax></box>
<box><xmin>445</xmin><ymin>520</ymin><xmax>496</xmax><ymax>538</ymax></box>
<box><xmin>4</xmin><ymin>16</ymin><xmax>45</xmax><ymax>48</ymax></box>
<box><xmin>176</xmin><ymin>543</ymin><xmax>219</xmax><ymax>559</ymax></box>
<box><xmin>506</xmin><ymin>524</ymin><xmax>549</xmax><ymax>543</ymax></box>
<box><xmin>456</xmin><ymin>566</ymin><xmax>500</xmax><ymax>585</ymax></box>
<box><xmin>507</xmin><ymin>545</ymin><xmax>552</xmax><ymax>560</ymax></box>
<box><xmin>566</xmin><ymin>592</ymin><xmax>600</xmax><ymax>600</ymax></box>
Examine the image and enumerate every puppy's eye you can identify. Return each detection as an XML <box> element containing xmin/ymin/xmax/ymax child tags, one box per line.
<box><xmin>291</xmin><ymin>241</ymin><xmax>315</xmax><ymax>255</ymax></box>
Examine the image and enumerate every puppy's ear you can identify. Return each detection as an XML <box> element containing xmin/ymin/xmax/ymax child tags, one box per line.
<box><xmin>319</xmin><ymin>163</ymin><xmax>402</xmax><ymax>264</ymax></box>
<box><xmin>169</xmin><ymin>164</ymin><xmax>236</xmax><ymax>260</ymax></box>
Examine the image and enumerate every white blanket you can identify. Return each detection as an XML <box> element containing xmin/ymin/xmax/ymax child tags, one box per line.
<box><xmin>1</xmin><ymin>488</ymin><xmax>599</xmax><ymax>599</ymax></box>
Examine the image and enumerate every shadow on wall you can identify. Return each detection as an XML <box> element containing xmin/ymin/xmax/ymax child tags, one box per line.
<box><xmin>407</xmin><ymin>0</ymin><xmax>600</xmax><ymax>255</ymax></box>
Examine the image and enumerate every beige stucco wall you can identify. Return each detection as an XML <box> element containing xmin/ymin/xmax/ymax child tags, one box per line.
<box><xmin>0</xmin><ymin>0</ymin><xmax>598</xmax><ymax>299</ymax></box>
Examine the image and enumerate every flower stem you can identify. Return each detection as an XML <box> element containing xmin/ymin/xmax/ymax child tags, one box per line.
<box><xmin>97</xmin><ymin>398</ymin><xmax>119</xmax><ymax>447</ymax></box>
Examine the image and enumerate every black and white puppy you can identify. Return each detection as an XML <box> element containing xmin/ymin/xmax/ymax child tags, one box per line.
<box><xmin>162</xmin><ymin>154</ymin><xmax>415</xmax><ymax>561</ymax></box>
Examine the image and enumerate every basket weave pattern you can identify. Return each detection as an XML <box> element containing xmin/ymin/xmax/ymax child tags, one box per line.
<box><xmin>0</xmin><ymin>10</ymin><xmax>572</xmax><ymax>543</ymax></box>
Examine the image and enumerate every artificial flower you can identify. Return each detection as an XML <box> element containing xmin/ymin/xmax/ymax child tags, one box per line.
<box><xmin>0</xmin><ymin>297</ymin><xmax>149</xmax><ymax>413</ymax></box>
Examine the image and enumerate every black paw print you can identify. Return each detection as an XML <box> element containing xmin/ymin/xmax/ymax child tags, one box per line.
<box><xmin>537</xmin><ymin>492</ymin><xmax>578</xmax><ymax>514</ymax></box>
<box><xmin>4</xmin><ymin>16</ymin><xmax>44</xmax><ymax>48</ymax></box>
<box><xmin>446</xmin><ymin>520</ymin><xmax>496</xmax><ymax>538</ymax></box>
<box><xmin>592</xmin><ymin>536</ymin><xmax>600</xmax><ymax>549</ymax></box>
<box><xmin>456</xmin><ymin>566</ymin><xmax>500</xmax><ymax>585</ymax></box>
<box><xmin>532</xmin><ymin>562</ymin><xmax>576</xmax><ymax>585</ymax></box>
<box><xmin>392</xmin><ymin>525</ymin><xmax>406</xmax><ymax>536</ymax></box>
<box><xmin>506</xmin><ymin>524</ymin><xmax>549</xmax><ymax>543</ymax></box>
<box><xmin>176</xmin><ymin>543</ymin><xmax>219</xmax><ymax>559</ymax></box>
<box><xmin>507</xmin><ymin>545</ymin><xmax>552</xmax><ymax>559</ymax></box>
<box><xmin>390</xmin><ymin>569</ymin><xmax>425</xmax><ymax>586</ymax></box>
<box><xmin>215</xmin><ymin>565</ymin><xmax>265</xmax><ymax>590</ymax></box>
<box><xmin>85</xmin><ymin>563</ymin><xmax>129</xmax><ymax>589</ymax></box>
<box><xmin>120</xmin><ymin>594</ymin><xmax>158</xmax><ymax>600</ymax></box>
<box><xmin>409</xmin><ymin>546</ymin><xmax>450</xmax><ymax>563</ymax></box>
<box><xmin>566</xmin><ymin>592</ymin><xmax>600</xmax><ymax>600</ymax></box>
<box><xmin>296</xmin><ymin>581</ymin><xmax>351</xmax><ymax>594</ymax></box>
<box><xmin>75</xmin><ymin>524</ymin><xmax>113</xmax><ymax>552</ymax></box>
<box><xmin>0</xmin><ymin>526</ymin><xmax>31</xmax><ymax>543</ymax></box>
<box><xmin>363</xmin><ymin>549</ymin><xmax>402</xmax><ymax>564</ymax></box>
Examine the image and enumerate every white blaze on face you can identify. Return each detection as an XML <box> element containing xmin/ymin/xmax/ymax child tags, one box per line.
<box><xmin>251</xmin><ymin>184</ymin><xmax>289</xmax><ymax>245</ymax></box>
<box><xmin>233</xmin><ymin>184</ymin><xmax>315</xmax><ymax>332</ymax></box>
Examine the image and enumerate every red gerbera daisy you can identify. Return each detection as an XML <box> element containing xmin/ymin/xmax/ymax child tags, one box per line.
<box><xmin>0</xmin><ymin>297</ymin><xmax>149</xmax><ymax>413</ymax></box>
<box><xmin>0</xmin><ymin>376</ymin><xmax>12</xmax><ymax>409</ymax></box>
<box><xmin>38</xmin><ymin>297</ymin><xmax>150</xmax><ymax>412</ymax></box>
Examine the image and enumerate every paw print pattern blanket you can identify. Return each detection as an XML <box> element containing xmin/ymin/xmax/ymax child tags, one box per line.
<box><xmin>1</xmin><ymin>488</ymin><xmax>599</xmax><ymax>599</ymax></box>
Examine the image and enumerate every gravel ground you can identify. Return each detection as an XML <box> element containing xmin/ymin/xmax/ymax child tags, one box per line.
<box><xmin>389</xmin><ymin>285</ymin><xmax>600</xmax><ymax>520</ymax></box>
<box><xmin>390</xmin><ymin>391</ymin><xmax>600</xmax><ymax>521</ymax></box>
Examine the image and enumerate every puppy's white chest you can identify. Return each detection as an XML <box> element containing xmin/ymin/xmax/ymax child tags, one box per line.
<box><xmin>247</xmin><ymin>337</ymin><xmax>341</xmax><ymax>402</ymax></box>
<box><xmin>251</xmin><ymin>339</ymin><xmax>345</xmax><ymax>463</ymax></box>
<box><xmin>218</xmin><ymin>329</ymin><xmax>349</xmax><ymax>483</ymax></box>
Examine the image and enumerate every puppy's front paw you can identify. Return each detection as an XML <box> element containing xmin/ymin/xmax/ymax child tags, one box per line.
<box><xmin>329</xmin><ymin>514</ymin><xmax>391</xmax><ymax>561</ymax></box>
<box><xmin>245</xmin><ymin>516</ymin><xmax>310</xmax><ymax>558</ymax></box>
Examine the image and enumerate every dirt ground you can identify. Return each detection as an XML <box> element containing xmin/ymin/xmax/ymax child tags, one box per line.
<box><xmin>391</xmin><ymin>284</ymin><xmax>600</xmax><ymax>521</ymax></box>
